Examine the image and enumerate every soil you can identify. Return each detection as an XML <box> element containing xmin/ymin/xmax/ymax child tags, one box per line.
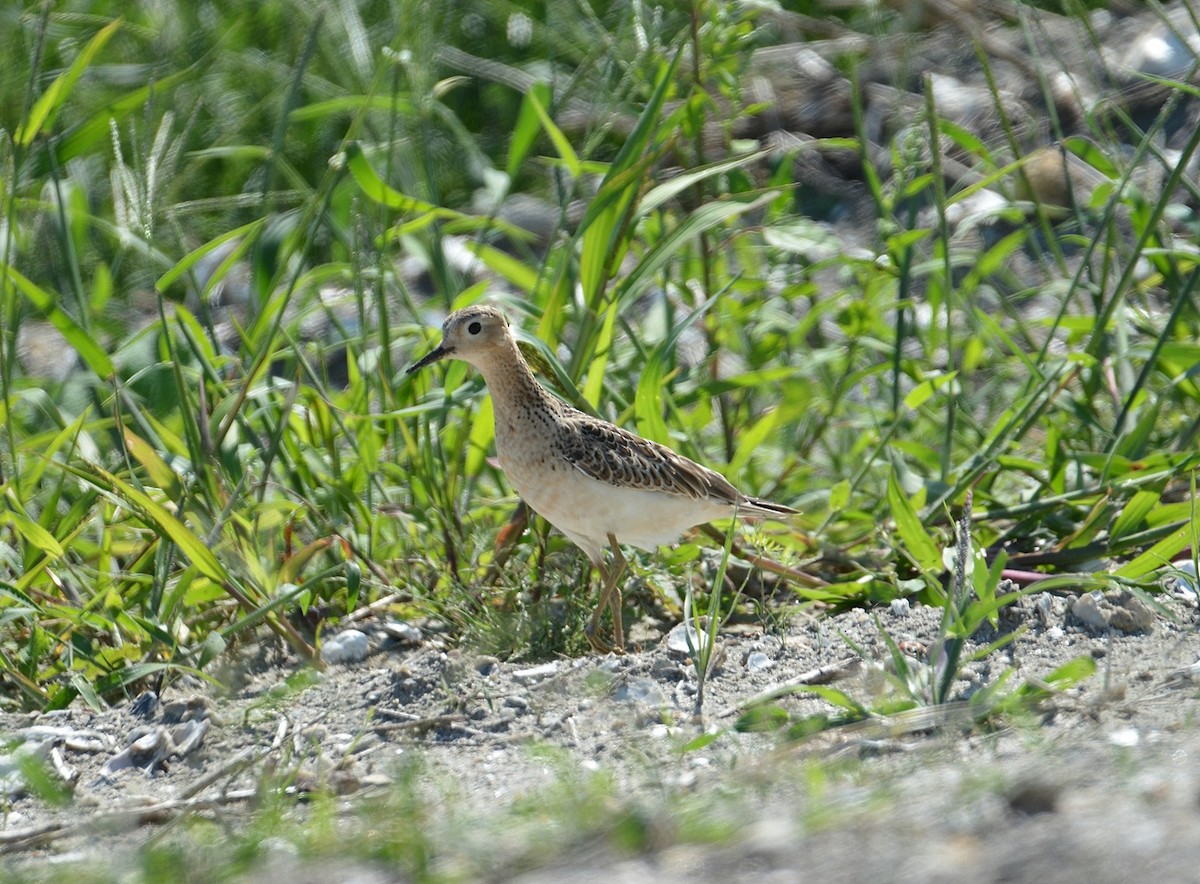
<box><xmin>4</xmin><ymin>579</ymin><xmax>1200</xmax><ymax>883</ymax></box>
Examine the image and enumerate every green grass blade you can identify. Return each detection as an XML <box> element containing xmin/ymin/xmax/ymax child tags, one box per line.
<box><xmin>527</xmin><ymin>89</ymin><xmax>581</xmax><ymax>179</ymax></box>
<box><xmin>55</xmin><ymin>460</ymin><xmax>229</xmax><ymax>584</ymax></box>
<box><xmin>1116</xmin><ymin>512</ymin><xmax>1200</xmax><ymax>580</ymax></box>
<box><xmin>1</xmin><ymin>264</ymin><xmax>113</xmax><ymax>376</ymax></box>
<box><xmin>15</xmin><ymin>19</ymin><xmax>121</xmax><ymax>146</ymax></box>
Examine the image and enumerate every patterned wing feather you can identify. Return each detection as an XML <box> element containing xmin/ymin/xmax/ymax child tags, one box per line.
<box><xmin>556</xmin><ymin>413</ymin><xmax>741</xmax><ymax>503</ymax></box>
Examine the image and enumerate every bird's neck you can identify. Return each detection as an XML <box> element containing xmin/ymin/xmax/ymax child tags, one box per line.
<box><xmin>475</xmin><ymin>343</ymin><xmax>557</xmax><ymax>418</ymax></box>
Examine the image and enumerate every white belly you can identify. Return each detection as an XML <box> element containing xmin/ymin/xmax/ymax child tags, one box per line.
<box><xmin>500</xmin><ymin>451</ymin><xmax>731</xmax><ymax>562</ymax></box>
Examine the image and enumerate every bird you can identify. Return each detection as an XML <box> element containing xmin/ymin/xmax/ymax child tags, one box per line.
<box><xmin>407</xmin><ymin>304</ymin><xmax>797</xmax><ymax>652</ymax></box>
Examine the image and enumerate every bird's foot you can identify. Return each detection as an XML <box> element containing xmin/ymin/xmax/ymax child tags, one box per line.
<box><xmin>584</xmin><ymin>623</ymin><xmax>625</xmax><ymax>656</ymax></box>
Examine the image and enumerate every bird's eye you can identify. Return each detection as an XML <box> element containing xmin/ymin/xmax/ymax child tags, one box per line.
<box><xmin>468</xmin><ymin>321</ymin><xmax>482</xmax><ymax>335</ymax></box>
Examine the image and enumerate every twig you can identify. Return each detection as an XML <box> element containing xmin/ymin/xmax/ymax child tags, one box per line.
<box><xmin>180</xmin><ymin>746</ymin><xmax>261</xmax><ymax>800</ymax></box>
<box><xmin>0</xmin><ymin>790</ymin><xmax>260</xmax><ymax>854</ymax></box>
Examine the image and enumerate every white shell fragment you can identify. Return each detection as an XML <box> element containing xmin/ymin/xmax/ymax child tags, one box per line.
<box><xmin>511</xmin><ymin>662</ymin><xmax>559</xmax><ymax>684</ymax></box>
<box><xmin>97</xmin><ymin>720</ymin><xmax>210</xmax><ymax>780</ymax></box>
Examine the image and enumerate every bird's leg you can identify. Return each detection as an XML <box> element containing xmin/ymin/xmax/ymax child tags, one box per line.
<box><xmin>606</xmin><ymin>532</ymin><xmax>626</xmax><ymax>653</ymax></box>
<box><xmin>584</xmin><ymin>534</ymin><xmax>628</xmax><ymax>654</ymax></box>
<box><xmin>585</xmin><ymin>562</ymin><xmax>612</xmax><ymax>654</ymax></box>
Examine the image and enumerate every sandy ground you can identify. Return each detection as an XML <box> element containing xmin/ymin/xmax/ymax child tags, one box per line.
<box><xmin>4</xmin><ymin>579</ymin><xmax>1200</xmax><ymax>882</ymax></box>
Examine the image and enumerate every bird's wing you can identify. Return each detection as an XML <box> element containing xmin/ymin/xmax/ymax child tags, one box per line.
<box><xmin>556</xmin><ymin>412</ymin><xmax>740</xmax><ymax>503</ymax></box>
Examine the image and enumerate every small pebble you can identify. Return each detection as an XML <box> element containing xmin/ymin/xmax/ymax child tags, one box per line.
<box><xmin>889</xmin><ymin>598</ymin><xmax>910</xmax><ymax>615</ymax></box>
<box><xmin>650</xmin><ymin>658</ymin><xmax>684</xmax><ymax>681</ymax></box>
<box><xmin>1070</xmin><ymin>592</ymin><xmax>1108</xmax><ymax>630</ymax></box>
<box><xmin>1110</xmin><ymin>727</ymin><xmax>1140</xmax><ymax>748</ymax></box>
<box><xmin>321</xmin><ymin>629</ymin><xmax>369</xmax><ymax>664</ymax></box>
<box><xmin>746</xmin><ymin>651</ymin><xmax>775</xmax><ymax>673</ymax></box>
<box><xmin>382</xmin><ymin>621</ymin><xmax>422</xmax><ymax>644</ymax></box>
<box><xmin>1035</xmin><ymin>594</ymin><xmax>1055</xmax><ymax>625</ymax></box>
<box><xmin>130</xmin><ymin>691</ymin><xmax>158</xmax><ymax>718</ymax></box>
<box><xmin>615</xmin><ymin>678</ymin><xmax>666</xmax><ymax>707</ymax></box>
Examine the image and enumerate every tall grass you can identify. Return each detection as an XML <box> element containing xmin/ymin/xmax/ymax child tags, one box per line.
<box><xmin>0</xmin><ymin>0</ymin><xmax>1196</xmax><ymax>716</ymax></box>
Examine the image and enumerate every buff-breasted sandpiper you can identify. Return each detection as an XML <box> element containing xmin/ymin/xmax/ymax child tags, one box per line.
<box><xmin>408</xmin><ymin>305</ymin><xmax>797</xmax><ymax>652</ymax></box>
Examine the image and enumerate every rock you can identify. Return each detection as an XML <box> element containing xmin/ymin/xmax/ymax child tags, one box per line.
<box><xmin>1069</xmin><ymin>591</ymin><xmax>1155</xmax><ymax>634</ymax></box>
<box><xmin>666</xmin><ymin>621</ymin><xmax>714</xmax><ymax>658</ymax></box>
<box><xmin>161</xmin><ymin>696</ymin><xmax>208</xmax><ymax>723</ymax></box>
<box><xmin>1164</xmin><ymin>561</ymin><xmax>1198</xmax><ymax>601</ymax></box>
<box><xmin>1107</xmin><ymin>592</ymin><xmax>1156</xmax><ymax>635</ymax></box>
<box><xmin>1070</xmin><ymin>592</ymin><xmax>1109</xmax><ymax>630</ymax></box>
<box><xmin>474</xmin><ymin>656</ymin><xmax>501</xmax><ymax>676</ymax></box>
<box><xmin>130</xmin><ymin>691</ymin><xmax>158</xmax><ymax>718</ymax></box>
<box><xmin>321</xmin><ymin>629</ymin><xmax>369</xmax><ymax>664</ymax></box>
<box><xmin>0</xmin><ymin>739</ymin><xmax>53</xmax><ymax>799</ymax></box>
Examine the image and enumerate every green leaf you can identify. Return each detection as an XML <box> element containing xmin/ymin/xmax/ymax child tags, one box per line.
<box><xmin>345</xmin><ymin>561</ymin><xmax>361</xmax><ymax>612</ymax></box>
<box><xmin>344</xmin><ymin>143</ymin><xmax>470</xmax><ymax>222</ymax></box>
<box><xmin>16</xmin><ymin>754</ymin><xmax>73</xmax><ymax>806</ymax></box>
<box><xmin>155</xmin><ymin>220</ymin><xmax>265</xmax><ymax>294</ymax></box>
<box><xmin>582</xmin><ymin>301</ymin><xmax>619</xmax><ymax>407</ymax></box>
<box><xmin>507</xmin><ymin>82</ymin><xmax>551</xmax><ymax>179</ymax></box>
<box><xmin>735</xmin><ymin>704</ymin><xmax>790</xmax><ymax>733</ymax></box>
<box><xmin>887</xmin><ymin>470</ymin><xmax>943</xmax><ymax>574</ymax></box>
<box><xmin>2</xmin><ymin>508</ymin><xmax>64</xmax><ymax>558</ymax></box>
<box><xmin>69</xmin><ymin>673</ymin><xmax>104</xmax><ymax>712</ymax></box>
<box><xmin>828</xmin><ymin>479</ymin><xmax>851</xmax><ymax>512</ymax></box>
<box><xmin>55</xmin><ymin>67</ymin><xmax>195</xmax><ymax>163</ymax></box>
<box><xmin>634</xmin><ymin>348</ymin><xmax>672</xmax><ymax>446</ymax></box>
<box><xmin>464</xmin><ymin>241</ymin><xmax>539</xmax><ymax>292</ymax></box>
<box><xmin>0</xmin><ymin>581</ymin><xmax>43</xmax><ymax>615</ymax></box>
<box><xmin>1110</xmin><ymin>488</ymin><xmax>1163</xmax><ymax>542</ymax></box>
<box><xmin>527</xmin><ymin>88</ymin><xmax>581</xmax><ymax>178</ymax></box>
<box><xmin>801</xmin><ymin>684</ymin><xmax>871</xmax><ymax>716</ymax></box>
<box><xmin>904</xmin><ymin>371</ymin><xmax>958</xmax><ymax>410</ymax></box>
<box><xmin>637</xmin><ymin>150</ymin><xmax>768</xmax><ymax>218</ymax></box>
<box><xmin>94</xmin><ymin>661</ymin><xmax>198</xmax><ymax>695</ymax></box>
<box><xmin>680</xmin><ymin>730</ymin><xmax>723</xmax><ymax>752</ymax></box>
<box><xmin>728</xmin><ymin>408</ymin><xmax>780</xmax><ymax>480</ymax></box>
<box><xmin>123</xmin><ymin>430</ymin><xmax>183</xmax><ymax>499</ymax></box>
<box><xmin>1017</xmin><ymin>654</ymin><xmax>1097</xmax><ymax>699</ymax></box>
<box><xmin>198</xmin><ymin>631</ymin><xmax>227</xmax><ymax>669</ymax></box>
<box><xmin>577</xmin><ymin>51</ymin><xmax>682</xmax><ymax>307</ymax></box>
<box><xmin>290</xmin><ymin>94</ymin><xmax>414</xmax><ymax>122</ymax></box>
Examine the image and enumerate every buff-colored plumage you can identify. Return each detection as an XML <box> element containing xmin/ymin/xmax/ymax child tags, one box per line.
<box><xmin>408</xmin><ymin>305</ymin><xmax>796</xmax><ymax>651</ymax></box>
